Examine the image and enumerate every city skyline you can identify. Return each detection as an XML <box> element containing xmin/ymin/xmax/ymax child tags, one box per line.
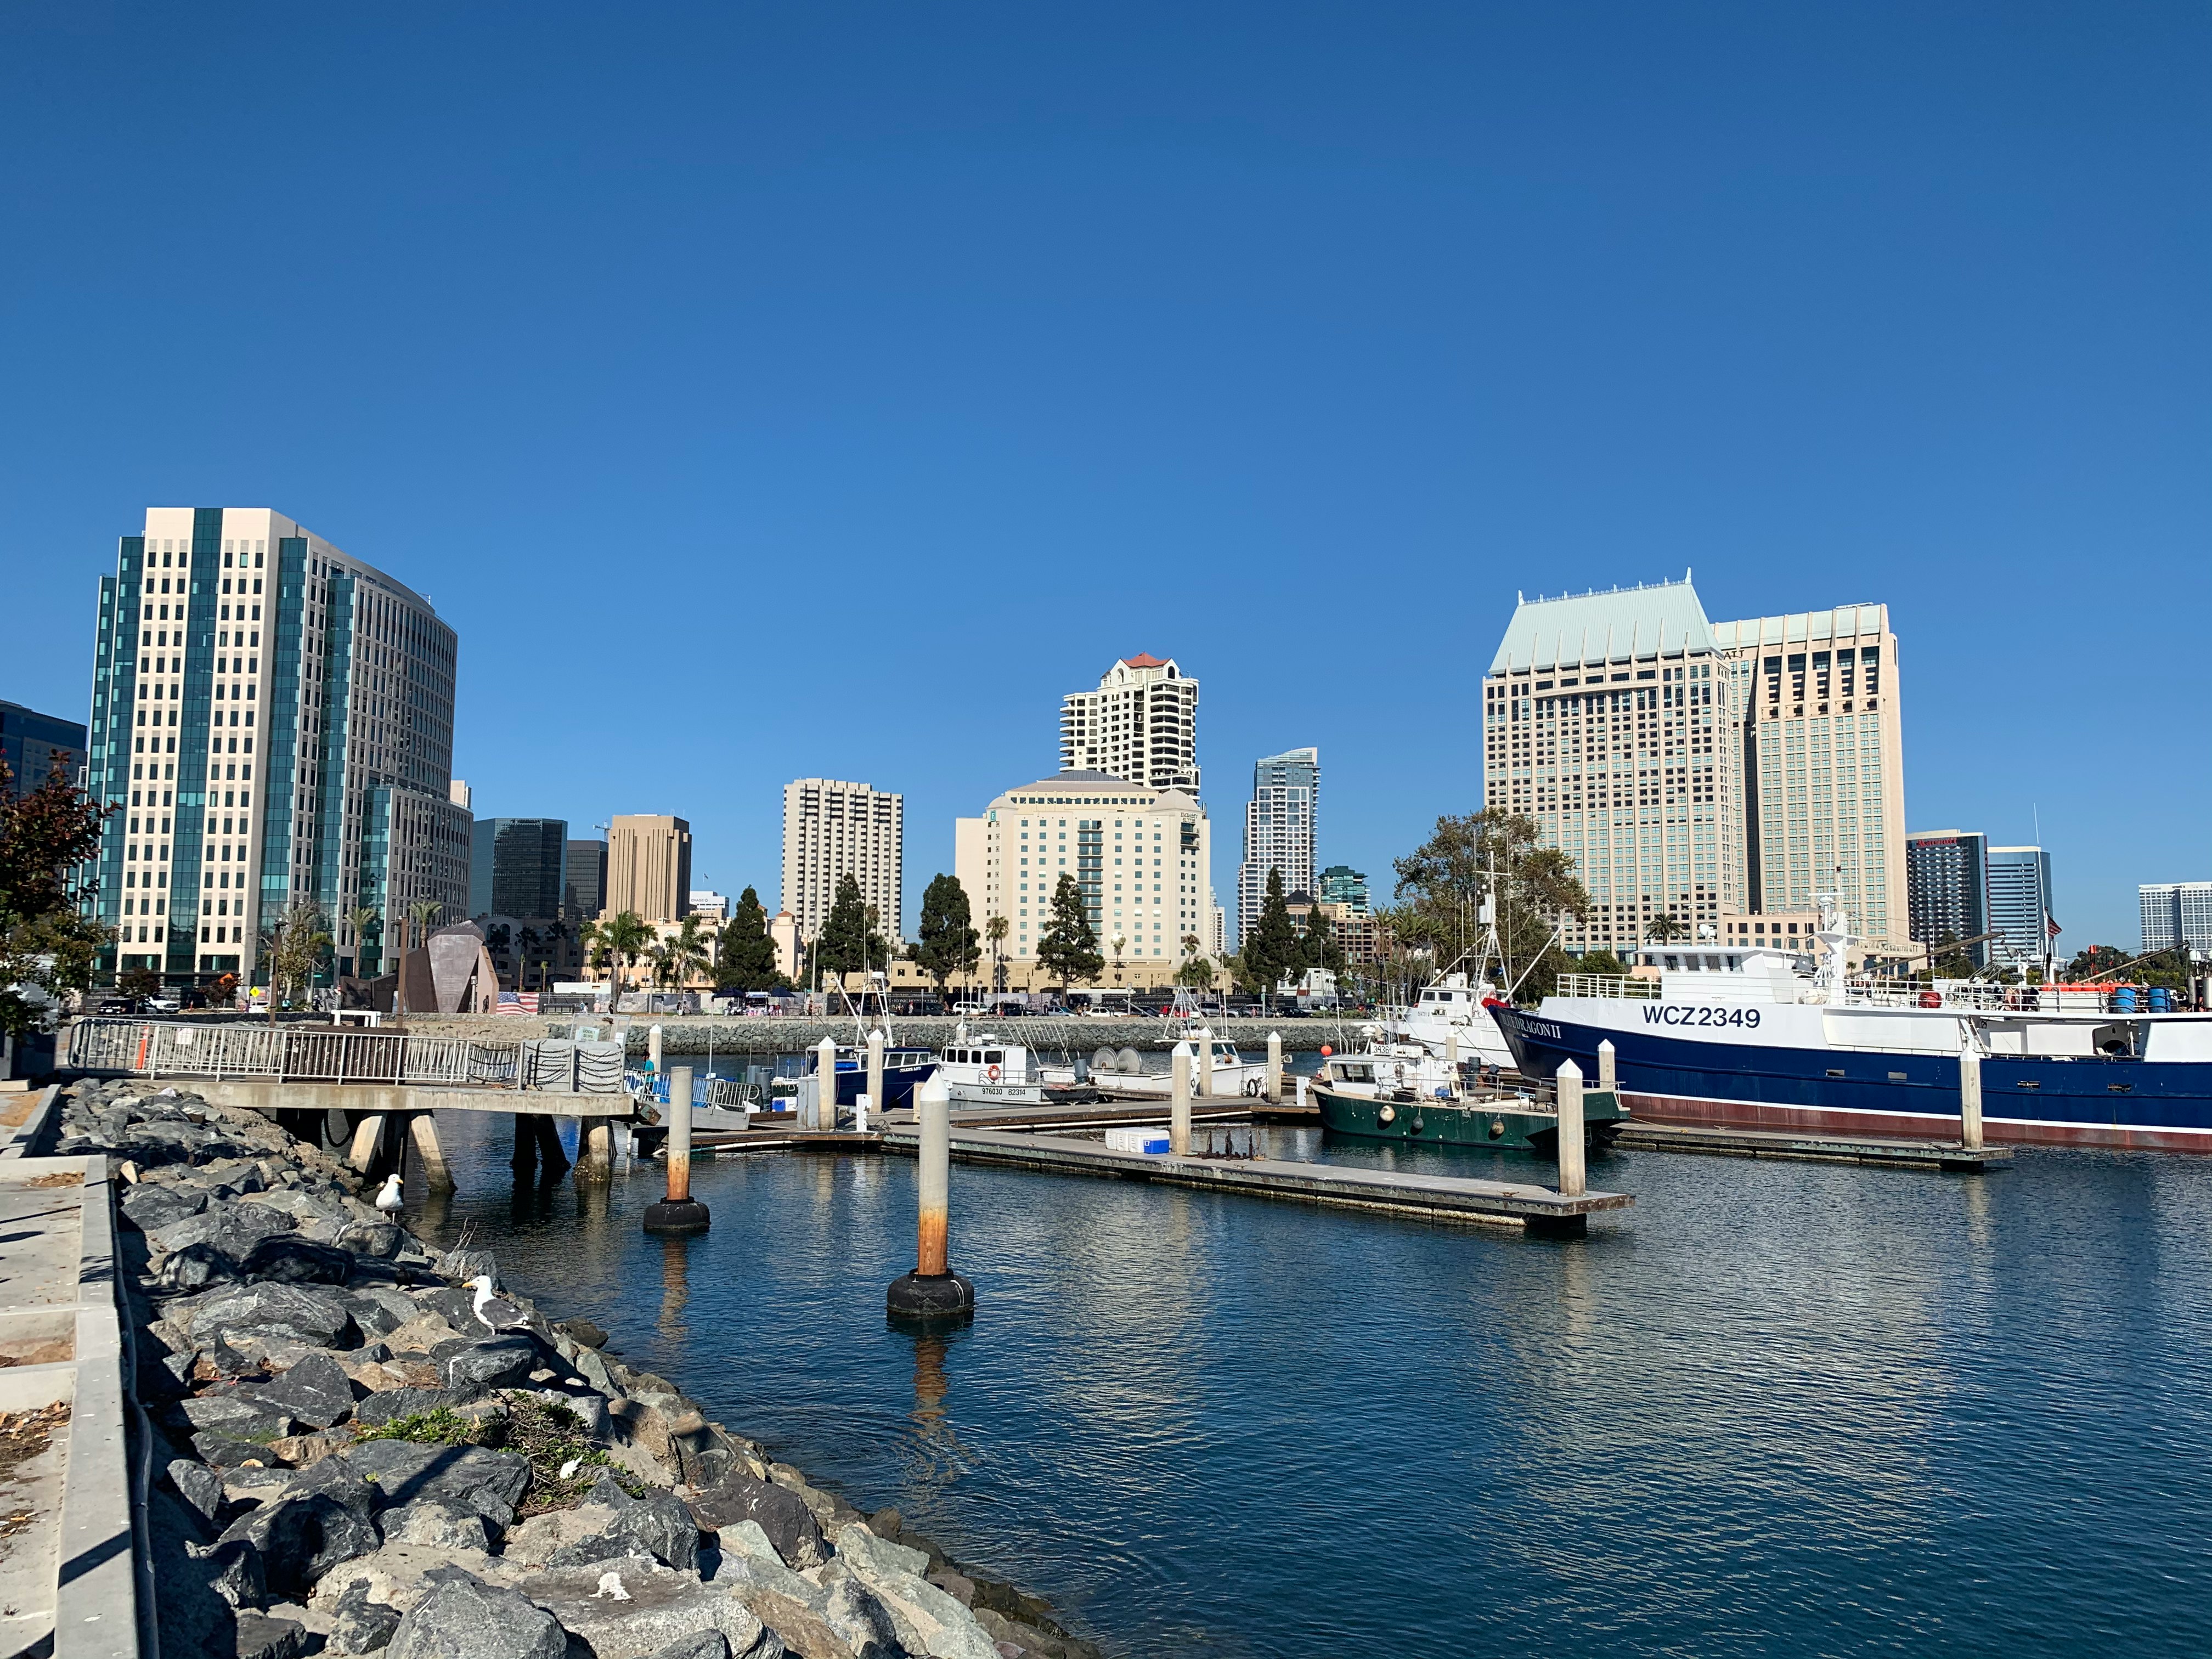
<box><xmin>7</xmin><ymin>7</ymin><xmax>2204</xmax><ymax>952</ymax></box>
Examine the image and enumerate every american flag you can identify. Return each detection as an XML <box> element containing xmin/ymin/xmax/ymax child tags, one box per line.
<box><xmin>495</xmin><ymin>991</ymin><xmax>541</xmax><ymax>1015</ymax></box>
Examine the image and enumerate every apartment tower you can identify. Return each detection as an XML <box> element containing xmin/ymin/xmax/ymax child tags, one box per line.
<box><xmin>2141</xmin><ymin>883</ymin><xmax>2212</xmax><ymax>953</ymax></box>
<box><xmin>782</xmin><ymin>780</ymin><xmax>903</xmax><ymax>950</ymax></box>
<box><xmin>1985</xmin><ymin>846</ymin><xmax>2055</xmax><ymax>970</ymax></box>
<box><xmin>1237</xmin><ymin>747</ymin><xmax>1319</xmax><ymax>945</ymax></box>
<box><xmin>1060</xmin><ymin>654</ymin><xmax>1199</xmax><ymax>792</ymax></box>
<box><xmin>603</xmin><ymin>815</ymin><xmax>693</xmax><ymax>922</ymax></box>
<box><xmin>1905</xmin><ymin>830</ymin><xmax>1991</xmax><ymax>967</ymax></box>
<box><xmin>470</xmin><ymin>818</ymin><xmax>568</xmax><ymax>919</ymax></box>
<box><xmin>86</xmin><ymin>507</ymin><xmax>467</xmax><ymax>986</ymax></box>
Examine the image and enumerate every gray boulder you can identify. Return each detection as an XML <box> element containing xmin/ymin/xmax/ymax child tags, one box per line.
<box><xmin>645</xmin><ymin>1637</ymin><xmax>730</xmax><ymax>1659</ymax></box>
<box><xmin>543</xmin><ymin>1486</ymin><xmax>697</xmax><ymax>1575</ymax></box>
<box><xmin>167</xmin><ymin>1456</ymin><xmax>229</xmax><ymax>1532</ymax></box>
<box><xmin>151</xmin><ymin>1200</ymin><xmax>296</xmax><ymax>1260</ymax></box>
<box><xmin>442</xmin><ymin>1336</ymin><xmax>540</xmax><ymax>1396</ymax></box>
<box><xmin>218</xmin><ymin>1491</ymin><xmax>381</xmax><ymax>1595</ymax></box>
<box><xmin>381</xmin><ymin>1499</ymin><xmax>495</xmax><ymax>1552</ymax></box>
<box><xmin>386</xmin><ymin>1575</ymin><xmax>567</xmax><ymax>1659</ymax></box>
<box><xmin>833</xmin><ymin>1524</ymin><xmax>999</xmax><ymax>1659</ymax></box>
<box><xmin>155</xmin><ymin>1242</ymin><xmax>243</xmax><ymax>1292</ymax></box>
<box><xmin>342</xmin><ymin>1440</ymin><xmax>532</xmax><ymax>1530</ymax></box>
<box><xmin>353</xmin><ymin>1387</ymin><xmax>460</xmax><ymax>1427</ymax></box>
<box><xmin>345</xmin><ymin>1285</ymin><xmax>424</xmax><ymax>1338</ymax></box>
<box><xmin>236</xmin><ymin>1610</ymin><xmax>309</xmax><ymax>1659</ymax></box>
<box><xmin>251</xmin><ymin>1352</ymin><xmax>358</xmax><ymax>1430</ymax></box>
<box><xmin>687</xmin><ymin>1472</ymin><xmax>826</xmax><ymax>1569</ymax></box>
<box><xmin>123</xmin><ymin>1182</ymin><xmax>208</xmax><ymax>1231</ymax></box>
<box><xmin>178</xmin><ymin>1389</ymin><xmax>295</xmax><ymax>1441</ymax></box>
<box><xmin>182</xmin><ymin>1534</ymin><xmax>266</xmax><ymax>1607</ymax></box>
<box><xmin>506</xmin><ymin>1559</ymin><xmax>776</xmax><ymax>1659</ymax></box>
<box><xmin>242</xmin><ymin>1235</ymin><xmax>357</xmax><ymax>1285</ymax></box>
<box><xmin>341</xmin><ymin>1221</ymin><xmax>407</xmax><ymax>1260</ymax></box>
<box><xmin>188</xmin><ymin>1283</ymin><xmax>359</xmax><ymax>1350</ymax></box>
<box><xmin>328</xmin><ymin>1576</ymin><xmax>405</xmax><ymax>1655</ymax></box>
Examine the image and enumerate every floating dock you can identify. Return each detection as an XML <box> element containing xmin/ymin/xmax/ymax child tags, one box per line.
<box><xmin>1612</xmin><ymin>1121</ymin><xmax>2012</xmax><ymax>1172</ymax></box>
<box><xmin>876</xmin><ymin>1122</ymin><xmax>1629</xmax><ymax>1235</ymax></box>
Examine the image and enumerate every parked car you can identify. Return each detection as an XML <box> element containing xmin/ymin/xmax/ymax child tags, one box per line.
<box><xmin>178</xmin><ymin>989</ymin><xmax>210</xmax><ymax>1011</ymax></box>
<box><xmin>144</xmin><ymin>992</ymin><xmax>182</xmax><ymax>1013</ymax></box>
<box><xmin>93</xmin><ymin>997</ymin><xmax>138</xmax><ymax>1015</ymax></box>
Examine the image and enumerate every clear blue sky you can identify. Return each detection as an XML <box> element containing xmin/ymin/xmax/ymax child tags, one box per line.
<box><xmin>3</xmin><ymin>3</ymin><xmax>2204</xmax><ymax>948</ymax></box>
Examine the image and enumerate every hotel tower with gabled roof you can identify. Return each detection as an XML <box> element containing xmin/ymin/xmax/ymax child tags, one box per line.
<box><xmin>1060</xmin><ymin>653</ymin><xmax>1199</xmax><ymax>793</ymax></box>
<box><xmin>1483</xmin><ymin>574</ymin><xmax>1909</xmax><ymax>958</ymax></box>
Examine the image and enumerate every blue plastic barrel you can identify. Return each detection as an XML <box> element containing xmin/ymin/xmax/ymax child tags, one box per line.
<box><xmin>2151</xmin><ymin>988</ymin><xmax>2172</xmax><ymax>1013</ymax></box>
<box><xmin>2114</xmin><ymin>986</ymin><xmax>2138</xmax><ymax>1012</ymax></box>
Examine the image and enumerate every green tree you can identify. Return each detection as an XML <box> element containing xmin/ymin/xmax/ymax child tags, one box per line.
<box><xmin>346</xmin><ymin>905</ymin><xmax>380</xmax><ymax>977</ymax></box>
<box><xmin>985</xmin><ymin>915</ymin><xmax>1009</xmax><ymax>992</ymax></box>
<box><xmin>1242</xmin><ymin>869</ymin><xmax>1303</xmax><ymax>1007</ymax></box>
<box><xmin>916</xmin><ymin>874</ymin><xmax>981</xmax><ymax>1000</ymax></box>
<box><xmin>815</xmin><ymin>874</ymin><xmax>875</xmax><ymax>984</ymax></box>
<box><xmin>1035</xmin><ymin>874</ymin><xmax>1103</xmax><ymax>995</ymax></box>
<box><xmin>1931</xmin><ymin>928</ymin><xmax>1976</xmax><ymax>979</ymax></box>
<box><xmin>1392</xmin><ymin>810</ymin><xmax>1590</xmax><ymax>1002</ymax></box>
<box><xmin>657</xmin><ymin>915</ymin><xmax>712</xmax><ymax>989</ymax></box>
<box><xmin>1301</xmin><ymin>904</ymin><xmax>1346</xmax><ymax>978</ymax></box>
<box><xmin>715</xmin><ymin>887</ymin><xmax>778</xmax><ymax>990</ymax></box>
<box><xmin>1175</xmin><ymin>953</ymin><xmax>1217</xmax><ymax>990</ymax></box>
<box><xmin>1643</xmin><ymin>912</ymin><xmax>1685</xmax><ymax>945</ymax></box>
<box><xmin>262</xmin><ymin>904</ymin><xmax>331</xmax><ymax>1018</ymax></box>
<box><xmin>1572</xmin><ymin>949</ymin><xmax>1633</xmax><ymax>977</ymax></box>
<box><xmin>591</xmin><ymin>911</ymin><xmax>654</xmax><ymax>992</ymax></box>
<box><xmin>0</xmin><ymin>750</ymin><xmax>111</xmax><ymax>1035</ymax></box>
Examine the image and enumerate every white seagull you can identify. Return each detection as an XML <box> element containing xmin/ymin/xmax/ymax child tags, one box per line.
<box><xmin>374</xmin><ymin>1175</ymin><xmax>405</xmax><ymax>1215</ymax></box>
<box><xmin>468</xmin><ymin>1273</ymin><xmax>529</xmax><ymax>1334</ymax></box>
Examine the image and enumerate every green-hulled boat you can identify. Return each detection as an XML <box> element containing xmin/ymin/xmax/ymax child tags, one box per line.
<box><xmin>1312</xmin><ymin>1049</ymin><xmax>1629</xmax><ymax>1152</ymax></box>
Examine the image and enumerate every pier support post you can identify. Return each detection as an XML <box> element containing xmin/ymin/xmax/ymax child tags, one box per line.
<box><xmin>644</xmin><ymin>1064</ymin><xmax>709</xmax><ymax>1233</ymax></box>
<box><xmin>1171</xmin><ymin>1046</ymin><xmax>1193</xmax><ymax>1156</ymax></box>
<box><xmin>1198</xmin><ymin>1031</ymin><xmax>1215</xmax><ymax>1100</ymax></box>
<box><xmin>888</xmin><ymin>1076</ymin><xmax>974</xmax><ymax>1318</ymax></box>
<box><xmin>1555</xmin><ymin>1060</ymin><xmax>1587</xmax><ymax>1199</ymax></box>
<box><xmin>1266</xmin><ymin>1032</ymin><xmax>1282</xmax><ymax>1103</ymax></box>
<box><xmin>408</xmin><ymin>1113</ymin><xmax>455</xmax><ymax>1194</ymax></box>
<box><xmin>578</xmin><ymin>1119</ymin><xmax>614</xmax><ymax>1183</ymax></box>
<box><xmin>867</xmin><ymin>1028</ymin><xmax>885</xmax><ymax>1127</ymax></box>
<box><xmin>1598</xmin><ymin>1039</ymin><xmax>1616</xmax><ymax>1093</ymax></box>
<box><xmin>347</xmin><ymin>1113</ymin><xmax>387</xmax><ymax>1174</ymax></box>
<box><xmin>816</xmin><ymin>1036</ymin><xmax>838</xmax><ymax>1130</ymax></box>
<box><xmin>511</xmin><ymin>1114</ymin><xmax>538</xmax><ymax>1180</ymax></box>
<box><xmin>648</xmin><ymin>1023</ymin><xmax>663</xmax><ymax>1077</ymax></box>
<box><xmin>1447</xmin><ymin>1030</ymin><xmax>1459</xmax><ymax>1090</ymax></box>
<box><xmin>1959</xmin><ymin>1046</ymin><xmax>1984</xmax><ymax>1151</ymax></box>
<box><xmin>532</xmin><ymin>1115</ymin><xmax>571</xmax><ymax>1178</ymax></box>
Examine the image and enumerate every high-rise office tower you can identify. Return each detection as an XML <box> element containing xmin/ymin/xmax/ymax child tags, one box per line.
<box><xmin>604</xmin><ymin>815</ymin><xmax>693</xmax><ymax>922</ymax></box>
<box><xmin>1</xmin><ymin>702</ymin><xmax>87</xmax><ymax>802</ymax></box>
<box><xmin>1059</xmin><ymin>654</ymin><xmax>1199</xmax><ymax>792</ymax></box>
<box><xmin>2141</xmin><ymin>882</ymin><xmax>2212</xmax><ymax>953</ymax></box>
<box><xmin>782</xmin><ymin>781</ymin><xmax>902</xmax><ymax>949</ymax></box>
<box><xmin>1905</xmin><ymin>830</ymin><xmax>1990</xmax><ymax>966</ymax></box>
<box><xmin>470</xmin><ymin>818</ymin><xmax>568</xmax><ymax>919</ymax></box>
<box><xmin>1985</xmin><ymin>845</ymin><xmax>2055</xmax><ymax>969</ymax></box>
<box><xmin>1486</xmin><ymin>580</ymin><xmax>1911</xmax><ymax>954</ymax></box>
<box><xmin>1237</xmin><ymin>747</ymin><xmax>1318</xmax><ymax>944</ymax></box>
<box><xmin>86</xmin><ymin>507</ymin><xmax>467</xmax><ymax>986</ymax></box>
<box><xmin>1485</xmin><ymin>580</ymin><xmax>1738</xmax><ymax>953</ymax></box>
<box><xmin>1712</xmin><ymin>605</ymin><xmax>1907</xmax><ymax>946</ymax></box>
<box><xmin>1318</xmin><ymin>865</ymin><xmax>1369</xmax><ymax>913</ymax></box>
<box><xmin>563</xmin><ymin>839</ymin><xmax>607</xmax><ymax>921</ymax></box>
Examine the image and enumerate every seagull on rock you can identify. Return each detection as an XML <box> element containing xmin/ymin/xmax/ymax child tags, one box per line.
<box><xmin>374</xmin><ymin>1175</ymin><xmax>405</xmax><ymax>1215</ymax></box>
<box><xmin>469</xmin><ymin>1274</ymin><xmax>530</xmax><ymax>1334</ymax></box>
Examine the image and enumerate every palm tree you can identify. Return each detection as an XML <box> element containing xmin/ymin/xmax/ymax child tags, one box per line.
<box><xmin>665</xmin><ymin>915</ymin><xmax>713</xmax><ymax>989</ymax></box>
<box><xmin>986</xmin><ymin>915</ymin><xmax>1009</xmax><ymax>994</ymax></box>
<box><xmin>646</xmin><ymin>941</ymin><xmax>676</xmax><ymax>989</ymax></box>
<box><xmin>346</xmin><ymin>905</ymin><xmax>379</xmax><ymax>977</ymax></box>
<box><xmin>594</xmin><ymin>911</ymin><xmax>654</xmax><ymax>992</ymax></box>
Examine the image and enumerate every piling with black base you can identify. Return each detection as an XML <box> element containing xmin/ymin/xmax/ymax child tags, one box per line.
<box><xmin>888</xmin><ymin>1075</ymin><xmax>974</xmax><ymax>1318</ymax></box>
<box><xmin>642</xmin><ymin>1064</ymin><xmax>711</xmax><ymax>1235</ymax></box>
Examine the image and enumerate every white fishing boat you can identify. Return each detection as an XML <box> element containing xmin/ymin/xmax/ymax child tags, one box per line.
<box><xmin>1380</xmin><ymin>970</ymin><xmax>1516</xmax><ymax>1070</ymax></box>
<box><xmin>932</xmin><ymin>1033</ymin><xmax>1048</xmax><ymax>1105</ymax></box>
<box><xmin>1090</xmin><ymin>1029</ymin><xmax>1269</xmax><ymax>1100</ymax></box>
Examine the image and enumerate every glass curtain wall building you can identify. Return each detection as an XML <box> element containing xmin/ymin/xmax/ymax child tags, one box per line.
<box><xmin>85</xmin><ymin>507</ymin><xmax>467</xmax><ymax>987</ymax></box>
<box><xmin>1905</xmin><ymin>830</ymin><xmax>1991</xmax><ymax>967</ymax></box>
<box><xmin>1237</xmin><ymin>747</ymin><xmax>1318</xmax><ymax>945</ymax></box>
<box><xmin>1985</xmin><ymin>846</ymin><xmax>2056</xmax><ymax>971</ymax></box>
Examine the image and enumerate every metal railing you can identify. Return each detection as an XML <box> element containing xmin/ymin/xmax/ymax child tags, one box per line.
<box><xmin>625</xmin><ymin>1069</ymin><xmax>764</xmax><ymax>1110</ymax></box>
<box><xmin>1554</xmin><ymin>974</ymin><xmax>1663</xmax><ymax>1000</ymax></box>
<box><xmin>64</xmin><ymin>1018</ymin><xmax>609</xmax><ymax>1089</ymax></box>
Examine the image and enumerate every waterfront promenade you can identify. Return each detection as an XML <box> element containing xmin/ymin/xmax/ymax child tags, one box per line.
<box><xmin>409</xmin><ymin>1013</ymin><xmax>1352</xmax><ymax>1054</ymax></box>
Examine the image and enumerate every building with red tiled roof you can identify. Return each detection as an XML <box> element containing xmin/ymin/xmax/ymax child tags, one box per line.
<box><xmin>1060</xmin><ymin>654</ymin><xmax>1199</xmax><ymax>794</ymax></box>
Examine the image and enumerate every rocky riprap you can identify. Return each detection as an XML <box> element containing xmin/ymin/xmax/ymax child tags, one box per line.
<box><xmin>61</xmin><ymin>1078</ymin><xmax>1103</xmax><ymax>1659</ymax></box>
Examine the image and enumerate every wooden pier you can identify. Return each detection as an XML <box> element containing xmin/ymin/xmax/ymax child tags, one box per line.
<box><xmin>1612</xmin><ymin>1121</ymin><xmax>2013</xmax><ymax>1172</ymax></box>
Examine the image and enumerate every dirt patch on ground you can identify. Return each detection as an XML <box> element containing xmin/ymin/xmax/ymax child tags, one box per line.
<box><xmin>0</xmin><ymin>1401</ymin><xmax>72</xmax><ymax>1541</ymax></box>
<box><xmin>21</xmin><ymin>1172</ymin><xmax>80</xmax><ymax>1189</ymax></box>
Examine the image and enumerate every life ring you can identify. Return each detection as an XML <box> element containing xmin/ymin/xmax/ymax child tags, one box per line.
<box><xmin>1378</xmin><ymin>1103</ymin><xmax>1397</xmax><ymax>1125</ymax></box>
<box><xmin>986</xmin><ymin>1063</ymin><xmax>1001</xmax><ymax>1082</ymax></box>
<box><xmin>1918</xmin><ymin>992</ymin><xmax>1942</xmax><ymax>1009</ymax></box>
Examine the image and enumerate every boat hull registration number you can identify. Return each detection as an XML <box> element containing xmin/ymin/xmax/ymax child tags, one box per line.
<box><xmin>1643</xmin><ymin>1006</ymin><xmax>1762</xmax><ymax>1027</ymax></box>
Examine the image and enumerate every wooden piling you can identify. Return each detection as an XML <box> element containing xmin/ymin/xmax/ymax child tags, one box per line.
<box><xmin>1266</xmin><ymin>1032</ymin><xmax>1283</xmax><ymax>1104</ymax></box>
<box><xmin>1555</xmin><ymin>1060</ymin><xmax>1587</xmax><ymax>1199</ymax></box>
<box><xmin>816</xmin><ymin>1036</ymin><xmax>838</xmax><ymax>1130</ymax></box>
<box><xmin>867</xmin><ymin>1028</ymin><xmax>885</xmax><ymax>1130</ymax></box>
<box><xmin>578</xmin><ymin>1120</ymin><xmax>614</xmax><ymax>1182</ymax></box>
<box><xmin>1198</xmin><ymin>1031</ymin><xmax>1215</xmax><ymax>1100</ymax></box>
<box><xmin>1171</xmin><ymin>1046</ymin><xmax>1193</xmax><ymax>1157</ymax></box>
<box><xmin>1598</xmin><ymin>1039</ymin><xmax>1616</xmax><ymax>1092</ymax></box>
